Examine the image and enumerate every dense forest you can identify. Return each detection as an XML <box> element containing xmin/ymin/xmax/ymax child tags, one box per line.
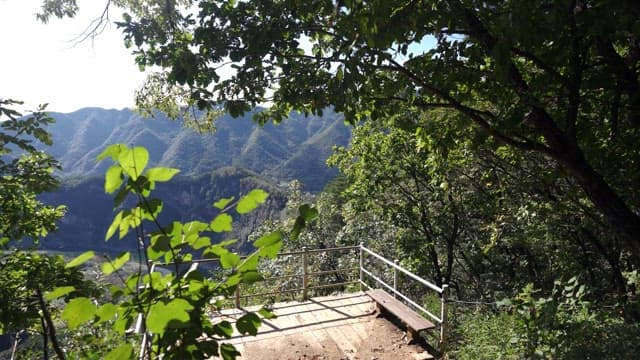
<box><xmin>2</xmin><ymin>0</ymin><xmax>640</xmax><ymax>359</ymax></box>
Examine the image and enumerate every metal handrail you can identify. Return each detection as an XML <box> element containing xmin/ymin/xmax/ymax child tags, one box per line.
<box><xmin>146</xmin><ymin>243</ymin><xmax>448</xmax><ymax>354</ymax></box>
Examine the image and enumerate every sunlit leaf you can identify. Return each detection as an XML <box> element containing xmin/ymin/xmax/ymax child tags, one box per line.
<box><xmin>65</xmin><ymin>250</ymin><xmax>95</xmax><ymax>268</ymax></box>
<box><xmin>106</xmin><ymin>211</ymin><xmax>123</xmax><ymax>241</ymax></box>
<box><xmin>105</xmin><ymin>165</ymin><xmax>123</xmax><ymax>193</ymax></box>
<box><xmin>96</xmin><ymin>303</ymin><xmax>118</xmax><ymax>324</ymax></box>
<box><xmin>62</xmin><ymin>297</ymin><xmax>96</xmax><ymax>329</ymax></box>
<box><xmin>118</xmin><ymin>146</ymin><xmax>149</xmax><ymax>180</ymax></box>
<box><xmin>105</xmin><ymin>343</ymin><xmax>133</xmax><ymax>360</ymax></box>
<box><xmin>102</xmin><ymin>252</ymin><xmax>131</xmax><ymax>275</ymax></box>
<box><xmin>97</xmin><ymin>143</ymin><xmax>126</xmax><ymax>162</ymax></box>
<box><xmin>258</xmin><ymin>307</ymin><xmax>277</xmax><ymax>319</ymax></box>
<box><xmin>236</xmin><ymin>189</ymin><xmax>269</xmax><ymax>214</ymax></box>
<box><xmin>147</xmin><ymin>299</ymin><xmax>194</xmax><ymax>334</ymax></box>
<box><xmin>213</xmin><ymin>197</ymin><xmax>234</xmax><ymax>210</ymax></box>
<box><xmin>220</xmin><ymin>252</ymin><xmax>241</xmax><ymax>269</ymax></box>
<box><xmin>253</xmin><ymin>231</ymin><xmax>282</xmax><ymax>259</ymax></box>
<box><xmin>44</xmin><ymin>286</ymin><xmax>75</xmax><ymax>301</ymax></box>
<box><xmin>211</xmin><ymin>213</ymin><xmax>233</xmax><ymax>232</ymax></box>
<box><xmin>145</xmin><ymin>167</ymin><xmax>180</xmax><ymax>182</ymax></box>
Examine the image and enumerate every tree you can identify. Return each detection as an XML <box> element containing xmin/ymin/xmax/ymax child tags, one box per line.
<box><xmin>0</xmin><ymin>99</ymin><xmax>66</xmax><ymax>245</ymax></box>
<box><xmin>106</xmin><ymin>0</ymin><xmax>639</xmax><ymax>266</ymax></box>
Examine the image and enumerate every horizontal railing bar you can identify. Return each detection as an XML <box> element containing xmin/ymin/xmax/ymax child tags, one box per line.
<box><xmin>308</xmin><ymin>280</ymin><xmax>359</xmax><ymax>290</ymax></box>
<box><xmin>361</xmin><ymin>246</ymin><xmax>443</xmax><ymax>293</ymax></box>
<box><xmin>240</xmin><ymin>288</ymin><xmax>301</xmax><ymax>298</ymax></box>
<box><xmin>308</xmin><ymin>267</ymin><xmax>359</xmax><ymax>277</ymax></box>
<box><xmin>361</xmin><ymin>267</ymin><xmax>442</xmax><ymax>324</ymax></box>
<box><xmin>156</xmin><ymin>245</ymin><xmax>360</xmax><ymax>266</ymax></box>
<box><xmin>262</xmin><ymin>274</ymin><xmax>303</xmax><ymax>282</ymax></box>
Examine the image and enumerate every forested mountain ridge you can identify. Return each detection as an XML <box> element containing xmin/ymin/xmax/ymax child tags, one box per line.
<box><xmin>33</xmin><ymin>107</ymin><xmax>350</xmax><ymax>252</ymax></box>
<box><xmin>44</xmin><ymin>107</ymin><xmax>350</xmax><ymax>192</ymax></box>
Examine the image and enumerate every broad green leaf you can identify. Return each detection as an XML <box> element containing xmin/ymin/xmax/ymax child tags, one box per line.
<box><xmin>106</xmin><ymin>211</ymin><xmax>123</xmax><ymax>241</ymax></box>
<box><xmin>97</xmin><ymin>143</ymin><xmax>126</xmax><ymax>161</ymax></box>
<box><xmin>102</xmin><ymin>252</ymin><xmax>131</xmax><ymax>275</ymax></box>
<box><xmin>236</xmin><ymin>189</ymin><xmax>269</xmax><ymax>214</ymax></box>
<box><xmin>220</xmin><ymin>252</ymin><xmax>241</xmax><ymax>269</ymax></box>
<box><xmin>105</xmin><ymin>344</ymin><xmax>133</xmax><ymax>360</ymax></box>
<box><xmin>65</xmin><ymin>251</ymin><xmax>95</xmax><ymax>268</ymax></box>
<box><xmin>236</xmin><ymin>253</ymin><xmax>259</xmax><ymax>273</ymax></box>
<box><xmin>144</xmin><ymin>167</ymin><xmax>180</xmax><ymax>182</ymax></box>
<box><xmin>213</xmin><ymin>197</ymin><xmax>234</xmax><ymax>210</ymax></box>
<box><xmin>253</xmin><ymin>231</ymin><xmax>282</xmax><ymax>259</ymax></box>
<box><xmin>148</xmin><ymin>234</ymin><xmax>171</xmax><ymax>260</ymax></box>
<box><xmin>213</xmin><ymin>321</ymin><xmax>234</xmax><ymax>337</ymax></box>
<box><xmin>118</xmin><ymin>146</ymin><xmax>149</xmax><ymax>180</ymax></box>
<box><xmin>62</xmin><ymin>297</ymin><xmax>97</xmax><ymax>329</ymax></box>
<box><xmin>192</xmin><ymin>236</ymin><xmax>211</xmax><ymax>250</ymax></box>
<box><xmin>44</xmin><ymin>286</ymin><xmax>75</xmax><ymax>301</ymax></box>
<box><xmin>220</xmin><ymin>343</ymin><xmax>240</xmax><ymax>360</ymax></box>
<box><xmin>211</xmin><ymin>213</ymin><xmax>233</xmax><ymax>232</ymax></box>
<box><xmin>147</xmin><ymin>299</ymin><xmax>195</xmax><ymax>334</ymax></box>
<box><xmin>95</xmin><ymin>303</ymin><xmax>118</xmax><ymax>324</ymax></box>
<box><xmin>258</xmin><ymin>307</ymin><xmax>277</xmax><ymax>319</ymax></box>
<box><xmin>236</xmin><ymin>312</ymin><xmax>261</xmax><ymax>336</ymax></box>
<box><xmin>105</xmin><ymin>165</ymin><xmax>124</xmax><ymax>193</ymax></box>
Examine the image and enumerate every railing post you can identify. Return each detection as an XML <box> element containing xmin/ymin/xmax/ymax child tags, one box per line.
<box><xmin>302</xmin><ymin>247</ymin><xmax>309</xmax><ymax>300</ymax></box>
<box><xmin>440</xmin><ymin>284</ymin><xmax>449</xmax><ymax>355</ymax></box>
<box><xmin>393</xmin><ymin>259</ymin><xmax>399</xmax><ymax>298</ymax></box>
<box><xmin>359</xmin><ymin>242</ymin><xmax>364</xmax><ymax>291</ymax></box>
<box><xmin>235</xmin><ymin>284</ymin><xmax>241</xmax><ymax>308</ymax></box>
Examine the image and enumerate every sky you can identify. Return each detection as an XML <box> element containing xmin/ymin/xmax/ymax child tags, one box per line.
<box><xmin>0</xmin><ymin>0</ymin><xmax>147</xmax><ymax>113</ymax></box>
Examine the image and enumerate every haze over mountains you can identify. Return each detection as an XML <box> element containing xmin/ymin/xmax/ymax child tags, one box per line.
<box><xmin>37</xmin><ymin>107</ymin><xmax>351</xmax><ymax>252</ymax></box>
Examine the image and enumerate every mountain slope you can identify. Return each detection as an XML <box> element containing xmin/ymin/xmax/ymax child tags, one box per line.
<box><xmin>44</xmin><ymin>107</ymin><xmax>351</xmax><ymax>192</ymax></box>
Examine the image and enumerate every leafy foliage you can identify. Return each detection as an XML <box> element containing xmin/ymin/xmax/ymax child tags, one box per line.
<box><xmin>113</xmin><ymin>0</ymin><xmax>640</xmax><ymax>267</ymax></box>
<box><xmin>0</xmin><ymin>99</ymin><xmax>65</xmax><ymax>245</ymax></box>
<box><xmin>46</xmin><ymin>143</ymin><xmax>284</xmax><ymax>359</ymax></box>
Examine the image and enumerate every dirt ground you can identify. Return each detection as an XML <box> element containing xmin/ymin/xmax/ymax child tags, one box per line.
<box><xmin>238</xmin><ymin>315</ymin><xmax>434</xmax><ymax>360</ymax></box>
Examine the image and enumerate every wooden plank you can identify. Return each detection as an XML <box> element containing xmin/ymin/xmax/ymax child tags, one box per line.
<box><xmin>366</xmin><ymin>289</ymin><xmax>435</xmax><ymax>332</ymax></box>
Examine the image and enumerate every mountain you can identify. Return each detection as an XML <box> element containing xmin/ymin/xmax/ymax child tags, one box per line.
<box><xmin>33</xmin><ymin>107</ymin><xmax>351</xmax><ymax>253</ymax></box>
<box><xmin>44</xmin><ymin>107</ymin><xmax>351</xmax><ymax>192</ymax></box>
<box><xmin>40</xmin><ymin>167</ymin><xmax>288</xmax><ymax>254</ymax></box>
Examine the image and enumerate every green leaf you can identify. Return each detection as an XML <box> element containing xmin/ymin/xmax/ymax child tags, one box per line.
<box><xmin>102</xmin><ymin>252</ymin><xmax>131</xmax><ymax>275</ymax></box>
<box><xmin>253</xmin><ymin>231</ymin><xmax>282</xmax><ymax>259</ymax></box>
<box><xmin>105</xmin><ymin>343</ymin><xmax>133</xmax><ymax>360</ymax></box>
<box><xmin>95</xmin><ymin>303</ymin><xmax>118</xmax><ymax>324</ymax></box>
<box><xmin>44</xmin><ymin>286</ymin><xmax>75</xmax><ymax>301</ymax></box>
<box><xmin>147</xmin><ymin>299</ymin><xmax>195</xmax><ymax>334</ymax></box>
<box><xmin>106</xmin><ymin>211</ymin><xmax>123</xmax><ymax>241</ymax></box>
<box><xmin>145</xmin><ymin>167</ymin><xmax>180</xmax><ymax>182</ymax></box>
<box><xmin>220</xmin><ymin>343</ymin><xmax>240</xmax><ymax>360</ymax></box>
<box><xmin>236</xmin><ymin>189</ymin><xmax>269</xmax><ymax>214</ymax></box>
<box><xmin>62</xmin><ymin>297</ymin><xmax>97</xmax><ymax>329</ymax></box>
<box><xmin>211</xmin><ymin>213</ymin><xmax>233</xmax><ymax>232</ymax></box>
<box><xmin>220</xmin><ymin>252</ymin><xmax>241</xmax><ymax>269</ymax></box>
<box><xmin>258</xmin><ymin>307</ymin><xmax>277</xmax><ymax>320</ymax></box>
<box><xmin>236</xmin><ymin>312</ymin><xmax>261</xmax><ymax>336</ymax></box>
<box><xmin>213</xmin><ymin>321</ymin><xmax>234</xmax><ymax>337</ymax></box>
<box><xmin>97</xmin><ymin>143</ymin><xmax>126</xmax><ymax>162</ymax></box>
<box><xmin>118</xmin><ymin>146</ymin><xmax>149</xmax><ymax>180</ymax></box>
<box><xmin>213</xmin><ymin>197</ymin><xmax>234</xmax><ymax>210</ymax></box>
<box><xmin>65</xmin><ymin>251</ymin><xmax>95</xmax><ymax>268</ymax></box>
<box><xmin>104</xmin><ymin>165</ymin><xmax>124</xmax><ymax>193</ymax></box>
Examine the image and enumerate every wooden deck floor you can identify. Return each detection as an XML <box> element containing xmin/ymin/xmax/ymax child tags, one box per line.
<box><xmin>214</xmin><ymin>292</ymin><xmax>433</xmax><ymax>360</ymax></box>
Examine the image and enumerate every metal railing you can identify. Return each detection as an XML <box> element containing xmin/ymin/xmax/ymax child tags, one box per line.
<box><xmin>141</xmin><ymin>243</ymin><xmax>448</xmax><ymax>356</ymax></box>
<box><xmin>358</xmin><ymin>243</ymin><xmax>448</xmax><ymax>354</ymax></box>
